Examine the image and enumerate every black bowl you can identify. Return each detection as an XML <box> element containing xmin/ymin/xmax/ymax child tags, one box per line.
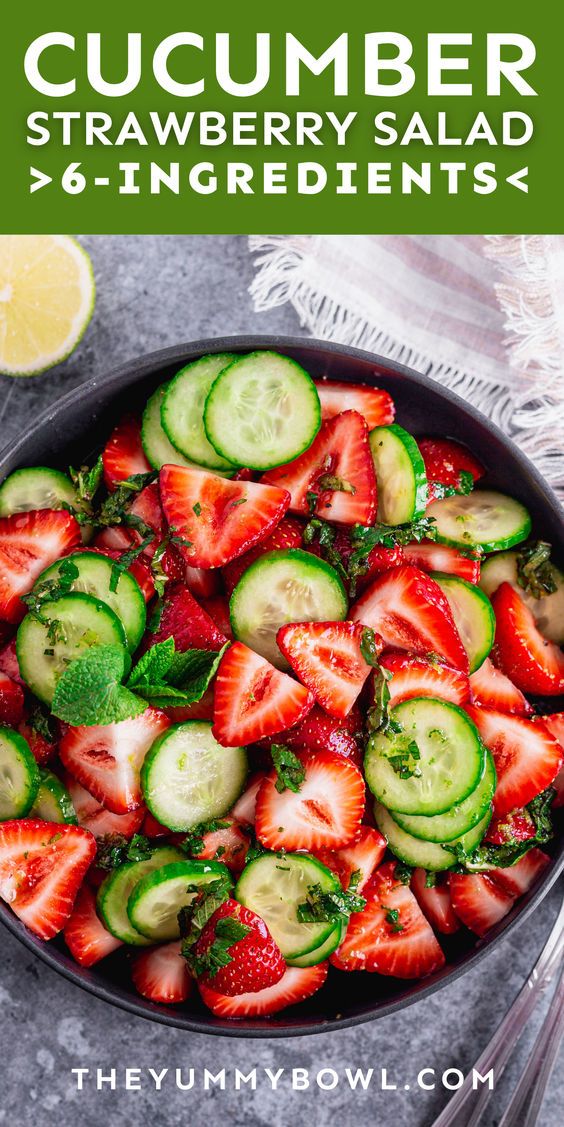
<box><xmin>0</xmin><ymin>335</ymin><xmax>562</xmax><ymax>1037</ymax></box>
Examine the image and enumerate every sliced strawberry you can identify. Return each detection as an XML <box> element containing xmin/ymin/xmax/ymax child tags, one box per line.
<box><xmin>200</xmin><ymin>597</ymin><xmax>233</xmax><ymax>641</ymax></box>
<box><xmin>163</xmin><ymin>685</ymin><xmax>215</xmax><ymax>724</ymax></box>
<box><xmin>410</xmin><ymin>870</ymin><xmax>461</xmax><ymax>935</ymax></box>
<box><xmin>64</xmin><ymin>883</ymin><xmax>122</xmax><ymax>967</ymax></box>
<box><xmin>488</xmin><ymin>848</ymin><xmax>550</xmax><ymax>898</ymax></box>
<box><xmin>213</xmin><ymin>642</ymin><xmax>313</xmax><ymax>746</ymax></box>
<box><xmin>142</xmin><ymin>810</ymin><xmax>170</xmax><ymax>838</ymax></box>
<box><xmin>0</xmin><ymin>819</ymin><xmax>96</xmax><ymax>940</ymax></box>
<box><xmin>0</xmin><ymin>638</ymin><xmax>24</xmax><ymax>684</ymax></box>
<box><xmin>18</xmin><ymin>720</ymin><xmax>57</xmax><ymax>766</ymax></box>
<box><xmin>315</xmin><ymin>380</ymin><xmax>395</xmax><ymax>428</ymax></box>
<box><xmin>185</xmin><ymin>565</ymin><xmax>221</xmax><ymax>599</ymax></box>
<box><xmin>145</xmin><ymin>583</ymin><xmax>227</xmax><ymax>652</ymax></box>
<box><xmin>277</xmin><ymin>620</ymin><xmax>376</xmax><ymax>719</ymax></box>
<box><xmin>0</xmin><ymin>509</ymin><xmax>81</xmax><ymax>623</ymax></box>
<box><xmin>102</xmin><ymin>415</ymin><xmax>150</xmax><ymax>491</ymax></box>
<box><xmin>255</xmin><ymin>750</ymin><xmax>365</xmax><ymax>852</ymax></box>
<box><xmin>60</xmin><ymin>709</ymin><xmax>170</xmax><ymax>815</ymax></box>
<box><xmin>448</xmin><ymin>872</ymin><xmax>515</xmax><ymax>937</ymax></box>
<box><xmin>131</xmin><ymin>940</ymin><xmax>192</xmax><ymax>1004</ymax></box>
<box><xmin>64</xmin><ymin>773</ymin><xmax>146</xmax><ymax>838</ymax></box>
<box><xmin>538</xmin><ymin>713</ymin><xmax>564</xmax><ymax>807</ymax></box>
<box><xmin>466</xmin><ymin>706</ymin><xmax>563</xmax><ymax>816</ymax></box>
<box><xmin>350</xmin><ymin>565</ymin><xmax>468</xmax><ymax>672</ymax></box>
<box><xmin>331</xmin><ymin>862</ymin><xmax>445</xmax><ymax>976</ymax></box>
<box><xmin>222</xmin><ymin>517</ymin><xmax>304</xmax><ymax>596</ymax></box>
<box><xmin>229</xmin><ymin>773</ymin><xmax>266</xmax><ymax>826</ymax></box>
<box><xmin>233</xmin><ymin>467</ymin><xmax>257</xmax><ymax>482</ymax></box>
<box><xmin>93</xmin><ymin>526</ymin><xmax>133</xmax><ymax>552</ymax></box>
<box><xmin>128</xmin><ymin>481</ymin><xmax>163</xmax><ymax>546</ymax></box>
<box><xmin>0</xmin><ymin>671</ymin><xmax>24</xmax><ymax>727</ymax></box>
<box><xmin>485</xmin><ymin>808</ymin><xmax>537</xmax><ymax>845</ymax></box>
<box><xmin>470</xmin><ymin>657</ymin><xmax>532</xmax><ymax>716</ymax></box>
<box><xmin>402</xmin><ymin>542</ymin><xmax>481</xmax><ymax>584</ymax></box>
<box><xmin>417</xmin><ymin>437</ymin><xmax>484</xmax><ymax>503</ymax></box>
<box><xmin>193</xmin><ymin>898</ymin><xmax>285</xmax><ymax>996</ymax></box>
<box><xmin>306</xmin><ymin>527</ymin><xmax>404</xmax><ymax>594</ymax></box>
<box><xmin>199</xmin><ymin>963</ymin><xmax>328</xmax><ymax>1018</ymax></box>
<box><xmin>492</xmin><ymin>583</ymin><xmax>564</xmax><ymax>696</ymax></box>
<box><xmin>192</xmin><ymin>819</ymin><xmax>249</xmax><ymax>873</ymax></box>
<box><xmin>264</xmin><ymin>704</ymin><xmax>363</xmax><ymax>765</ymax></box>
<box><xmin>160</xmin><ymin>465</ymin><xmax>290</xmax><ymax>570</ymax></box>
<box><xmin>381</xmin><ymin>651</ymin><xmax>470</xmax><ymax>708</ymax></box>
<box><xmin>262</xmin><ymin>411</ymin><xmax>377</xmax><ymax>525</ymax></box>
<box><xmin>315</xmin><ymin>826</ymin><xmax>386</xmax><ymax>892</ymax></box>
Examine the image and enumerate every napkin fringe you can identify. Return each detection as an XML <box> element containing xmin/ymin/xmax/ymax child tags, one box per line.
<box><xmin>249</xmin><ymin>235</ymin><xmax>564</xmax><ymax>496</ymax></box>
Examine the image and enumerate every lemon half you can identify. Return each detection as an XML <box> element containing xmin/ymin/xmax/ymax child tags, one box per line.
<box><xmin>0</xmin><ymin>236</ymin><xmax>95</xmax><ymax>377</ymax></box>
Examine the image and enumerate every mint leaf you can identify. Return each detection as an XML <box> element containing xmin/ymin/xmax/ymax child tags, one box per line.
<box><xmin>360</xmin><ymin>627</ymin><xmax>381</xmax><ymax>667</ymax></box>
<box><xmin>125</xmin><ymin>640</ymin><xmax>228</xmax><ymax>710</ymax></box>
<box><xmin>69</xmin><ymin>456</ymin><xmax>104</xmax><ymax>505</ymax></box>
<box><xmin>271</xmin><ymin>744</ymin><xmax>305</xmax><ymax>793</ymax></box>
<box><xmin>51</xmin><ymin>644</ymin><xmax>146</xmax><ymax>726</ymax></box>
<box><xmin>96</xmin><ymin>833</ymin><xmax>153</xmax><ymax>871</ymax></box>
<box><xmin>127</xmin><ymin>637</ymin><xmax>175</xmax><ymax>688</ymax></box>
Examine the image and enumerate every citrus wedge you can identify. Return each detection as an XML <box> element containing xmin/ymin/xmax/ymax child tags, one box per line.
<box><xmin>0</xmin><ymin>236</ymin><xmax>95</xmax><ymax>376</ymax></box>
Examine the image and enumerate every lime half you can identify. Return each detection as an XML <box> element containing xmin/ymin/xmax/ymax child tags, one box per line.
<box><xmin>0</xmin><ymin>236</ymin><xmax>95</xmax><ymax>376</ymax></box>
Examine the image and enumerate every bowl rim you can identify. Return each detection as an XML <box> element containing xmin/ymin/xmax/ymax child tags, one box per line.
<box><xmin>1</xmin><ymin>332</ymin><xmax>563</xmax><ymax>1039</ymax></box>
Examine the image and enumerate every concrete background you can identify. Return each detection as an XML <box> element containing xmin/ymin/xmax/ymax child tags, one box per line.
<box><xmin>0</xmin><ymin>235</ymin><xmax>562</xmax><ymax>1127</ymax></box>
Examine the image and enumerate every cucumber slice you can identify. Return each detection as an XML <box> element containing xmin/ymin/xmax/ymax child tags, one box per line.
<box><xmin>230</xmin><ymin>548</ymin><xmax>348</xmax><ymax>669</ymax></box>
<box><xmin>375</xmin><ymin>803</ymin><xmax>491</xmax><ymax>872</ymax></box>
<box><xmin>35</xmin><ymin>551</ymin><xmax>146</xmax><ymax>653</ymax></box>
<box><xmin>364</xmin><ymin>697</ymin><xmax>485</xmax><ymax>816</ymax></box>
<box><xmin>142</xmin><ymin>385</ymin><xmax>201</xmax><ymax>471</ymax></box>
<box><xmin>96</xmin><ymin>845</ymin><xmax>184</xmax><ymax>945</ymax></box>
<box><xmin>0</xmin><ymin>467</ymin><xmax>77</xmax><ymax>517</ymax></box>
<box><xmin>369</xmin><ymin>424</ymin><xmax>428</xmax><ymax>524</ymax></box>
<box><xmin>141</xmin><ymin>721</ymin><xmax>248</xmax><ymax>832</ymax></box>
<box><xmin>289</xmin><ymin>920</ymin><xmax>345</xmax><ymax>967</ymax></box>
<box><xmin>30</xmin><ymin>768</ymin><xmax>77</xmax><ymax>824</ymax></box>
<box><xmin>162</xmin><ymin>355</ymin><xmax>238</xmax><ymax>471</ymax></box>
<box><xmin>432</xmin><ymin>573</ymin><xmax>495</xmax><ymax>673</ymax></box>
<box><xmin>0</xmin><ymin>727</ymin><xmax>40</xmax><ymax>820</ymax></box>
<box><xmin>204</xmin><ymin>351</ymin><xmax>321</xmax><ymax>472</ymax></box>
<box><xmin>235</xmin><ymin>852</ymin><xmax>340</xmax><ymax>960</ymax></box>
<box><xmin>392</xmin><ymin>751</ymin><xmax>495</xmax><ymax>842</ymax></box>
<box><xmin>128</xmin><ymin>858</ymin><xmax>231</xmax><ymax>941</ymax></box>
<box><xmin>427</xmin><ymin>491</ymin><xmax>532</xmax><ymax>553</ymax></box>
<box><xmin>480</xmin><ymin>551</ymin><xmax>564</xmax><ymax>645</ymax></box>
<box><xmin>16</xmin><ymin>592</ymin><xmax>127</xmax><ymax>705</ymax></box>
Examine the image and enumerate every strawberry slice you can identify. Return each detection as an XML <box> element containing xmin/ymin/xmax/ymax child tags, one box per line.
<box><xmin>222</xmin><ymin>517</ymin><xmax>304</xmax><ymax>596</ymax></box>
<box><xmin>485</xmin><ymin>808</ymin><xmax>537</xmax><ymax>845</ymax></box>
<box><xmin>255</xmin><ymin>750</ymin><xmax>365</xmax><ymax>852</ymax></box>
<box><xmin>64</xmin><ymin>772</ymin><xmax>146</xmax><ymax>838</ymax></box>
<box><xmin>192</xmin><ymin>898</ymin><xmax>285</xmax><ymax>996</ymax></box>
<box><xmin>131</xmin><ymin>940</ymin><xmax>192</xmax><ymax>1004</ymax></box>
<box><xmin>350</xmin><ymin>565</ymin><xmax>468</xmax><ymax>672</ymax></box>
<box><xmin>402</xmin><ymin>542</ymin><xmax>481</xmax><ymax>584</ymax></box>
<box><xmin>538</xmin><ymin>713</ymin><xmax>564</xmax><ymax>807</ymax></box>
<box><xmin>466</xmin><ymin>706</ymin><xmax>563</xmax><ymax>816</ymax></box>
<box><xmin>102</xmin><ymin>415</ymin><xmax>150</xmax><ymax>491</ymax></box>
<box><xmin>381</xmin><ymin>652</ymin><xmax>470</xmax><ymax>708</ymax></box>
<box><xmin>160</xmin><ymin>465</ymin><xmax>290</xmax><ymax>570</ymax></box>
<box><xmin>277</xmin><ymin>620</ymin><xmax>376</xmax><ymax>719</ymax></box>
<box><xmin>191</xmin><ymin>819</ymin><xmax>249</xmax><ymax>873</ymax></box>
<box><xmin>448</xmin><ymin>872</ymin><xmax>515</xmax><ymax>937</ymax></box>
<box><xmin>199</xmin><ymin>963</ymin><xmax>328</xmax><ymax>1018</ymax></box>
<box><xmin>229</xmin><ymin>773</ymin><xmax>266</xmax><ymax>826</ymax></box>
<box><xmin>64</xmin><ymin>883</ymin><xmax>123</xmax><ymax>967</ymax></box>
<box><xmin>142</xmin><ymin>810</ymin><xmax>170</xmax><ymax>838</ymax></box>
<box><xmin>410</xmin><ymin>870</ymin><xmax>460</xmax><ymax>935</ymax></box>
<box><xmin>0</xmin><ymin>638</ymin><xmax>24</xmax><ymax>684</ymax></box>
<box><xmin>331</xmin><ymin>862</ymin><xmax>445</xmax><ymax>976</ymax></box>
<box><xmin>162</xmin><ymin>685</ymin><xmax>215</xmax><ymax>725</ymax></box>
<box><xmin>469</xmin><ymin>657</ymin><xmax>532</xmax><ymax>716</ymax></box>
<box><xmin>18</xmin><ymin>719</ymin><xmax>57</xmax><ymax>766</ymax></box>
<box><xmin>315</xmin><ymin>826</ymin><xmax>386</xmax><ymax>892</ymax></box>
<box><xmin>262</xmin><ymin>704</ymin><xmax>363</xmax><ymax>765</ymax></box>
<box><xmin>314</xmin><ymin>380</ymin><xmax>395</xmax><ymax>428</ymax></box>
<box><xmin>184</xmin><ymin>565</ymin><xmax>221</xmax><ymax>599</ymax></box>
<box><xmin>145</xmin><ymin>583</ymin><xmax>228</xmax><ymax>652</ymax></box>
<box><xmin>488</xmin><ymin>848</ymin><xmax>550</xmax><ymax>898</ymax></box>
<box><xmin>0</xmin><ymin>819</ymin><xmax>96</xmax><ymax>940</ymax></box>
<box><xmin>0</xmin><ymin>509</ymin><xmax>81</xmax><ymax>623</ymax></box>
<box><xmin>492</xmin><ymin>582</ymin><xmax>564</xmax><ymax>695</ymax></box>
<box><xmin>60</xmin><ymin>709</ymin><xmax>170</xmax><ymax>815</ymax></box>
<box><xmin>417</xmin><ymin>437</ymin><xmax>484</xmax><ymax>503</ymax></box>
<box><xmin>262</xmin><ymin>411</ymin><xmax>377</xmax><ymax>526</ymax></box>
<box><xmin>212</xmin><ymin>642</ymin><xmax>314</xmax><ymax>746</ymax></box>
<box><xmin>199</xmin><ymin>597</ymin><xmax>233</xmax><ymax>641</ymax></box>
<box><xmin>0</xmin><ymin>671</ymin><xmax>24</xmax><ymax>727</ymax></box>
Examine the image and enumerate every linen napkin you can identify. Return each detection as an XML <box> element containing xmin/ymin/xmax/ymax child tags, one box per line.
<box><xmin>249</xmin><ymin>235</ymin><xmax>564</xmax><ymax>498</ymax></box>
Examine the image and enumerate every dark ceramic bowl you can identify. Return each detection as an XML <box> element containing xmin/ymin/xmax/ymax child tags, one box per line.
<box><xmin>0</xmin><ymin>336</ymin><xmax>562</xmax><ymax>1037</ymax></box>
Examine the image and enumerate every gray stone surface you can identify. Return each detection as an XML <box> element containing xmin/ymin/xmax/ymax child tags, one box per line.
<box><xmin>0</xmin><ymin>235</ymin><xmax>562</xmax><ymax>1127</ymax></box>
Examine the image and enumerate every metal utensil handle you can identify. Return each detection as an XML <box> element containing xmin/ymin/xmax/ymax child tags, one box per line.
<box><xmin>497</xmin><ymin>968</ymin><xmax>564</xmax><ymax>1127</ymax></box>
<box><xmin>431</xmin><ymin>899</ymin><xmax>564</xmax><ymax>1127</ymax></box>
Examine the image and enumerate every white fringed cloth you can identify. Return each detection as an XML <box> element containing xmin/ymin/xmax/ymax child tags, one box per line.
<box><xmin>249</xmin><ymin>235</ymin><xmax>564</xmax><ymax>499</ymax></box>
